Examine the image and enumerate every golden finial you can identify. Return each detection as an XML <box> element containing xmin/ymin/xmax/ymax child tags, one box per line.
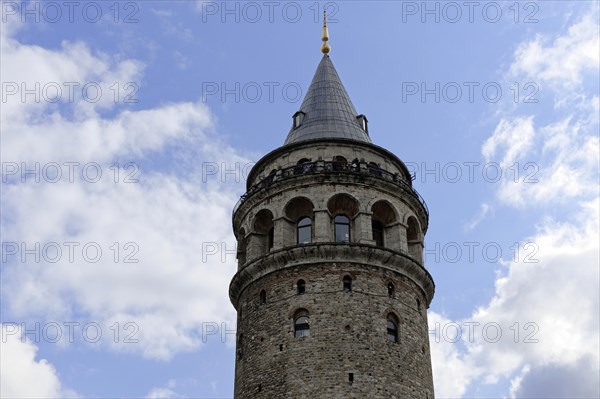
<box><xmin>321</xmin><ymin>9</ymin><xmax>330</xmax><ymax>54</ymax></box>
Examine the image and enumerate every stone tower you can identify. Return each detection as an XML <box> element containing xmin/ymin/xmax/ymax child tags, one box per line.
<box><xmin>229</xmin><ymin>18</ymin><xmax>435</xmax><ymax>399</ymax></box>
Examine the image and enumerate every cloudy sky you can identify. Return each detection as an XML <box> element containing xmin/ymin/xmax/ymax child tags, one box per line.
<box><xmin>1</xmin><ymin>1</ymin><xmax>598</xmax><ymax>398</ymax></box>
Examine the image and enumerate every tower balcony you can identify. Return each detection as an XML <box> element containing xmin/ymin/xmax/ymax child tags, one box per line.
<box><xmin>233</xmin><ymin>160</ymin><xmax>429</xmax><ymax>225</ymax></box>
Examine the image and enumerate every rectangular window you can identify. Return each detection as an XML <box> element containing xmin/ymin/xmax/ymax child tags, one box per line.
<box><xmin>335</xmin><ymin>224</ymin><xmax>350</xmax><ymax>242</ymax></box>
<box><xmin>295</xmin><ymin>328</ymin><xmax>310</xmax><ymax>338</ymax></box>
<box><xmin>298</xmin><ymin>225</ymin><xmax>311</xmax><ymax>244</ymax></box>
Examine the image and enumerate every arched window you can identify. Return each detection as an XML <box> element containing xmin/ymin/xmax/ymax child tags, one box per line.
<box><xmin>253</xmin><ymin>209</ymin><xmax>274</xmax><ymax>255</ymax></box>
<box><xmin>297</xmin><ymin>279</ymin><xmax>306</xmax><ymax>295</ymax></box>
<box><xmin>372</xmin><ymin>220</ymin><xmax>384</xmax><ymax>247</ymax></box>
<box><xmin>260</xmin><ymin>289</ymin><xmax>266</xmax><ymax>304</ymax></box>
<box><xmin>407</xmin><ymin>216</ymin><xmax>422</xmax><ymax>262</ymax></box>
<box><xmin>294</xmin><ymin>309</ymin><xmax>310</xmax><ymax>337</ymax></box>
<box><xmin>343</xmin><ymin>275</ymin><xmax>352</xmax><ymax>292</ymax></box>
<box><xmin>297</xmin><ymin>217</ymin><xmax>312</xmax><ymax>244</ymax></box>
<box><xmin>334</xmin><ymin>215</ymin><xmax>351</xmax><ymax>242</ymax></box>
<box><xmin>327</xmin><ymin>194</ymin><xmax>359</xmax><ymax>242</ymax></box>
<box><xmin>284</xmin><ymin>197</ymin><xmax>315</xmax><ymax>247</ymax></box>
<box><xmin>387</xmin><ymin>315</ymin><xmax>399</xmax><ymax>342</ymax></box>
<box><xmin>387</xmin><ymin>282</ymin><xmax>395</xmax><ymax>298</ymax></box>
<box><xmin>407</xmin><ymin>218</ymin><xmax>419</xmax><ymax>241</ymax></box>
<box><xmin>371</xmin><ymin>201</ymin><xmax>398</xmax><ymax>249</ymax></box>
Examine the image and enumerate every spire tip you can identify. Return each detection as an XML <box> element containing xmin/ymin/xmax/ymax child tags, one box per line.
<box><xmin>321</xmin><ymin>8</ymin><xmax>330</xmax><ymax>54</ymax></box>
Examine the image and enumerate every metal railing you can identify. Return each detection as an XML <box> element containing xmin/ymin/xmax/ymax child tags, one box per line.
<box><xmin>233</xmin><ymin>161</ymin><xmax>429</xmax><ymax>218</ymax></box>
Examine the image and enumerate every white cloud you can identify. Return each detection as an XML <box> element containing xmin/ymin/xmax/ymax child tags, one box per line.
<box><xmin>146</xmin><ymin>380</ymin><xmax>180</xmax><ymax>399</ymax></box>
<box><xmin>146</xmin><ymin>387</ymin><xmax>180</xmax><ymax>399</ymax></box>
<box><xmin>509</xmin><ymin>13</ymin><xmax>599</xmax><ymax>91</ymax></box>
<box><xmin>0</xmin><ymin>324</ymin><xmax>76</xmax><ymax>398</ymax></box>
<box><xmin>1</xmin><ymin>24</ymin><xmax>144</xmax><ymax>119</ymax></box>
<box><xmin>432</xmin><ymin>199</ymin><xmax>600</xmax><ymax>397</ymax></box>
<box><xmin>487</xmin><ymin>115</ymin><xmax>599</xmax><ymax>207</ymax></box>
<box><xmin>429</xmin><ymin>312</ymin><xmax>476</xmax><ymax>398</ymax></box>
<box><xmin>509</xmin><ymin>356</ymin><xmax>599</xmax><ymax>398</ymax></box>
<box><xmin>1</xmin><ymin>8</ymin><xmax>246</xmax><ymax>362</ymax></box>
<box><xmin>483</xmin><ymin>8</ymin><xmax>599</xmax><ymax>208</ymax></box>
<box><xmin>482</xmin><ymin>116</ymin><xmax>535</xmax><ymax>170</ymax></box>
<box><xmin>464</xmin><ymin>203</ymin><xmax>492</xmax><ymax>231</ymax></box>
<box><xmin>432</xmin><ymin>9</ymin><xmax>600</xmax><ymax>398</ymax></box>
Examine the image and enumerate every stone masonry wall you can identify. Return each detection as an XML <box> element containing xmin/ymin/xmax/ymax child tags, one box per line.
<box><xmin>233</xmin><ymin>261</ymin><xmax>434</xmax><ymax>399</ymax></box>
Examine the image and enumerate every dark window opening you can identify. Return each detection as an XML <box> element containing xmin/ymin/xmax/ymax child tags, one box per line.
<box><xmin>387</xmin><ymin>317</ymin><xmax>398</xmax><ymax>342</ymax></box>
<box><xmin>297</xmin><ymin>217</ymin><xmax>312</xmax><ymax>244</ymax></box>
<box><xmin>349</xmin><ymin>373</ymin><xmax>354</xmax><ymax>383</ymax></box>
<box><xmin>294</xmin><ymin>315</ymin><xmax>310</xmax><ymax>337</ymax></box>
<box><xmin>387</xmin><ymin>283</ymin><xmax>395</xmax><ymax>298</ymax></box>
<box><xmin>334</xmin><ymin>215</ymin><xmax>350</xmax><ymax>242</ymax></box>
<box><xmin>332</xmin><ymin>156</ymin><xmax>347</xmax><ymax>171</ymax></box>
<box><xmin>294</xmin><ymin>158</ymin><xmax>313</xmax><ymax>175</ymax></box>
<box><xmin>279</xmin><ymin>344</ymin><xmax>283</xmax><ymax>351</ymax></box>
<box><xmin>267</xmin><ymin>227</ymin><xmax>274</xmax><ymax>251</ymax></box>
<box><xmin>372</xmin><ymin>220</ymin><xmax>384</xmax><ymax>247</ymax></box>
<box><xmin>343</xmin><ymin>275</ymin><xmax>352</xmax><ymax>292</ymax></box>
<box><xmin>258</xmin><ymin>384</ymin><xmax>262</xmax><ymax>392</ymax></box>
<box><xmin>297</xmin><ymin>279</ymin><xmax>306</xmax><ymax>295</ymax></box>
<box><xmin>253</xmin><ymin>209</ymin><xmax>274</xmax><ymax>256</ymax></box>
<box><xmin>260</xmin><ymin>289</ymin><xmax>266</xmax><ymax>304</ymax></box>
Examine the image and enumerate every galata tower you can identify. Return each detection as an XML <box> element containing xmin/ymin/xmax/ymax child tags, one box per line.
<box><xmin>229</xmin><ymin>13</ymin><xmax>435</xmax><ymax>399</ymax></box>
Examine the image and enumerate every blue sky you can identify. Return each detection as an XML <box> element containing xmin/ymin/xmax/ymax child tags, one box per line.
<box><xmin>1</xmin><ymin>1</ymin><xmax>598</xmax><ymax>398</ymax></box>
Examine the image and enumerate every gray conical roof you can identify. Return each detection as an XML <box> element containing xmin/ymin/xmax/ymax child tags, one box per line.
<box><xmin>284</xmin><ymin>55</ymin><xmax>371</xmax><ymax>145</ymax></box>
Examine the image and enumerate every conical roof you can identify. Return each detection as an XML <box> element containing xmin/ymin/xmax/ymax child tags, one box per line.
<box><xmin>284</xmin><ymin>55</ymin><xmax>371</xmax><ymax>145</ymax></box>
